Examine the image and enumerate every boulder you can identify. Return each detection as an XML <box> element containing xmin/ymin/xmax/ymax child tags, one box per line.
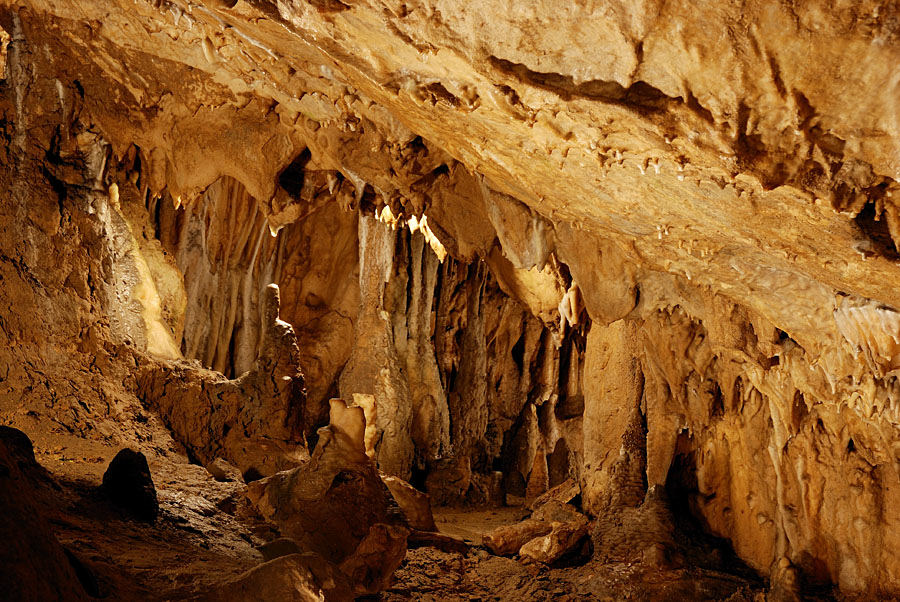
<box><xmin>102</xmin><ymin>448</ymin><xmax>159</xmax><ymax>522</ymax></box>
<box><xmin>338</xmin><ymin>523</ymin><xmax>408</xmax><ymax>594</ymax></box>
<box><xmin>203</xmin><ymin>553</ymin><xmax>352</xmax><ymax>602</ymax></box>
<box><xmin>205</xmin><ymin>457</ymin><xmax>243</xmax><ymax>483</ymax></box>
<box><xmin>482</xmin><ymin>519</ymin><xmax>553</xmax><ymax>556</ymax></box>
<box><xmin>483</xmin><ymin>487</ymin><xmax>590</xmax><ymax>562</ymax></box>
<box><xmin>382</xmin><ymin>474</ymin><xmax>437</xmax><ymax>531</ymax></box>
<box><xmin>247</xmin><ymin>399</ymin><xmax>408</xmax><ymax>596</ymax></box>
<box><xmin>0</xmin><ymin>425</ymin><xmax>38</xmax><ymax>467</ymax></box>
<box><xmin>518</xmin><ymin>516</ymin><xmax>591</xmax><ymax>565</ymax></box>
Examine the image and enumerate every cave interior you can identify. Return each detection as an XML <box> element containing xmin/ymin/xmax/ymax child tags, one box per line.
<box><xmin>2</xmin><ymin>1</ymin><xmax>900</xmax><ymax>600</ymax></box>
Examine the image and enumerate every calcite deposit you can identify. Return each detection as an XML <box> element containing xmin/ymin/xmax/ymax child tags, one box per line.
<box><xmin>1</xmin><ymin>0</ymin><xmax>900</xmax><ymax>599</ymax></box>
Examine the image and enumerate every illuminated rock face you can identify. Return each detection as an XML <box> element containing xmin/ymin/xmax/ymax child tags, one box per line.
<box><xmin>2</xmin><ymin>0</ymin><xmax>900</xmax><ymax>596</ymax></box>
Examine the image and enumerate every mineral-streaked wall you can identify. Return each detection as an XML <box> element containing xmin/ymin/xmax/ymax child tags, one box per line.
<box><xmin>3</xmin><ymin>0</ymin><xmax>900</xmax><ymax>596</ymax></box>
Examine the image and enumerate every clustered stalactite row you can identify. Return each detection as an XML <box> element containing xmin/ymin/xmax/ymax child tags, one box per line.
<box><xmin>118</xmin><ymin>142</ymin><xmax>587</xmax><ymax>501</ymax></box>
<box><xmin>3</xmin><ymin>1</ymin><xmax>900</xmax><ymax>598</ymax></box>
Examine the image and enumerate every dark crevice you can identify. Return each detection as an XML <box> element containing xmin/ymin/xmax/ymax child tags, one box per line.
<box><xmin>132</xmin><ymin>149</ymin><xmax>142</xmax><ymax>192</ymax></box>
<box><xmin>64</xmin><ymin>548</ymin><xmax>101</xmax><ymax>598</ymax></box>
<box><xmin>854</xmin><ymin>199</ymin><xmax>900</xmax><ymax>260</ymax></box>
<box><xmin>242</xmin><ymin>467</ymin><xmax>263</xmax><ymax>483</ymax></box>
<box><xmin>489</xmin><ymin>56</ymin><xmax>668</xmax><ymax>111</ymax></box>
<box><xmin>152</xmin><ymin>190</ymin><xmax>162</xmax><ymax>242</ymax></box>
<box><xmin>790</xmin><ymin>391</ymin><xmax>808</xmax><ymax>433</ymax></box>
<box><xmin>183</xmin><ymin>445</ymin><xmax>203</xmax><ymax>467</ymax></box>
<box><xmin>663</xmin><ymin>438</ymin><xmax>768</xmax><ymax>590</ymax></box>
<box><xmin>731</xmin><ymin>378</ymin><xmax>743</xmax><ymax>413</ymax></box>
<box><xmin>776</xmin><ymin>328</ymin><xmax>798</xmax><ymax>346</ymax></box>
<box><xmin>277</xmin><ymin>148</ymin><xmax>312</xmax><ymax>198</ymax></box>
<box><xmin>709</xmin><ymin>382</ymin><xmax>724</xmax><ymax>419</ymax></box>
<box><xmin>683</xmin><ymin>89</ymin><xmax>715</xmax><ymax>124</ymax></box>
<box><xmin>547</xmin><ymin>438</ymin><xmax>570</xmax><ymax>488</ymax></box>
<box><xmin>409</xmin><ymin>464</ymin><xmax>427</xmax><ymax>492</ymax></box>
<box><xmin>510</xmin><ymin>330</ymin><xmax>525</xmax><ymax>372</ymax></box>
<box><xmin>358</xmin><ymin>184</ymin><xmax>379</xmax><ymax>215</ymax></box>
<box><xmin>499</xmin><ymin>403</ymin><xmax>533</xmax><ymax>497</ymax></box>
<box><xmin>767</xmin><ymin>55</ymin><xmax>787</xmax><ymax>99</ymax></box>
<box><xmin>422</xmin><ymin>82</ymin><xmax>459</xmax><ymax>107</ymax></box>
<box><xmin>306</xmin><ymin>0</ymin><xmax>349</xmax><ymax>13</ymax></box>
<box><xmin>42</xmin><ymin>166</ymin><xmax>67</xmax><ymax>209</ymax></box>
<box><xmin>793</xmin><ymin>91</ymin><xmax>816</xmax><ymax>132</ymax></box>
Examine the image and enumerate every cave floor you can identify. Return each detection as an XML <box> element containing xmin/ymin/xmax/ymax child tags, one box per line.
<box><xmin>32</xmin><ymin>444</ymin><xmax>777</xmax><ymax>601</ymax></box>
<box><xmin>382</xmin><ymin>545</ymin><xmax>764</xmax><ymax>602</ymax></box>
<box><xmin>22</xmin><ymin>429</ymin><xmax>784</xmax><ymax>602</ymax></box>
<box><xmin>35</xmin><ymin>445</ymin><xmax>771</xmax><ymax>601</ymax></box>
<box><xmin>380</xmin><ymin>506</ymin><xmax>768</xmax><ymax>602</ymax></box>
<box><xmin>18</xmin><ymin>411</ymin><xmax>867</xmax><ymax>602</ymax></box>
<box><xmin>35</xmin><ymin>454</ymin><xmax>265</xmax><ymax>600</ymax></box>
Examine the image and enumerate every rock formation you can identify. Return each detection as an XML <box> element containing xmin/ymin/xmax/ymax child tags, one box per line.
<box><xmin>247</xmin><ymin>398</ymin><xmax>409</xmax><ymax>595</ymax></box>
<box><xmin>136</xmin><ymin>283</ymin><xmax>308</xmax><ymax>478</ymax></box>
<box><xmin>102</xmin><ymin>448</ymin><xmax>159</xmax><ymax>522</ymax></box>
<box><xmin>1</xmin><ymin>0</ymin><xmax>900</xmax><ymax>598</ymax></box>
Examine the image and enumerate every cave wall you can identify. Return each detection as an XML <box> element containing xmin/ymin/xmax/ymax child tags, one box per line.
<box><xmin>0</xmin><ymin>16</ymin><xmax>308</xmax><ymax>480</ymax></box>
<box><xmin>0</xmin><ymin>16</ymin><xmax>169</xmax><ymax>459</ymax></box>
<box><xmin>3</xmin><ymin>0</ymin><xmax>900</xmax><ymax>596</ymax></box>
<box><xmin>582</xmin><ymin>290</ymin><xmax>900</xmax><ymax>592</ymax></box>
